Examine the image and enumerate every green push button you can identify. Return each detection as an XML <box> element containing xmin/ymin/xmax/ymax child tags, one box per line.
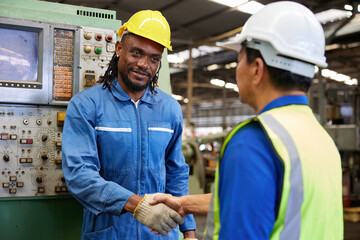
<box><xmin>95</xmin><ymin>47</ymin><xmax>102</xmax><ymax>54</ymax></box>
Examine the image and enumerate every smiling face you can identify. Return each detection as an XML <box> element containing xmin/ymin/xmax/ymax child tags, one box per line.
<box><xmin>116</xmin><ymin>34</ymin><xmax>163</xmax><ymax>96</ymax></box>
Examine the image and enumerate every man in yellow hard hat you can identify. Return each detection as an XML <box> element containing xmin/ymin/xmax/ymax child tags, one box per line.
<box><xmin>62</xmin><ymin>10</ymin><xmax>196</xmax><ymax>239</ymax></box>
<box><xmin>151</xmin><ymin>2</ymin><xmax>343</xmax><ymax>240</ymax></box>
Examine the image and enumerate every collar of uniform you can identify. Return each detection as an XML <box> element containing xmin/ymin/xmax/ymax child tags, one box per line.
<box><xmin>259</xmin><ymin>95</ymin><xmax>308</xmax><ymax>114</ymax></box>
<box><xmin>111</xmin><ymin>78</ymin><xmax>157</xmax><ymax>104</ymax></box>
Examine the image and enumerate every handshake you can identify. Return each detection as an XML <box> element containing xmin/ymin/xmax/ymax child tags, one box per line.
<box><xmin>133</xmin><ymin>193</ymin><xmax>184</xmax><ymax>236</ymax></box>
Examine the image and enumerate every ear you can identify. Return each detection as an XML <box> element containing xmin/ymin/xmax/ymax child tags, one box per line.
<box><xmin>252</xmin><ymin>57</ymin><xmax>265</xmax><ymax>86</ymax></box>
<box><xmin>115</xmin><ymin>41</ymin><xmax>123</xmax><ymax>56</ymax></box>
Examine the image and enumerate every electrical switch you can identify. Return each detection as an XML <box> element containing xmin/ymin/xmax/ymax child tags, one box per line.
<box><xmin>95</xmin><ymin>33</ymin><xmax>102</xmax><ymax>41</ymax></box>
<box><xmin>9</xmin><ymin>188</ymin><xmax>17</xmax><ymax>194</ymax></box>
<box><xmin>94</xmin><ymin>47</ymin><xmax>102</xmax><ymax>54</ymax></box>
<box><xmin>105</xmin><ymin>35</ymin><xmax>113</xmax><ymax>42</ymax></box>
<box><xmin>9</xmin><ymin>176</ymin><xmax>17</xmax><ymax>181</ymax></box>
<box><xmin>42</xmin><ymin>135</ymin><xmax>48</xmax><ymax>142</ymax></box>
<box><xmin>41</xmin><ymin>154</ymin><xmax>48</xmax><ymax>161</ymax></box>
<box><xmin>3</xmin><ymin>155</ymin><xmax>9</xmax><ymax>162</ymax></box>
<box><xmin>1</xmin><ymin>133</ymin><xmax>9</xmax><ymax>140</ymax></box>
<box><xmin>83</xmin><ymin>70</ymin><xmax>96</xmax><ymax>87</ymax></box>
<box><xmin>84</xmin><ymin>45</ymin><xmax>91</xmax><ymax>53</ymax></box>
<box><xmin>84</xmin><ymin>32</ymin><xmax>92</xmax><ymax>40</ymax></box>
<box><xmin>38</xmin><ymin>187</ymin><xmax>45</xmax><ymax>193</ymax></box>
<box><xmin>55</xmin><ymin>159</ymin><xmax>62</xmax><ymax>165</ymax></box>
<box><xmin>36</xmin><ymin>177</ymin><xmax>43</xmax><ymax>183</ymax></box>
<box><xmin>57</xmin><ymin>112</ymin><xmax>66</xmax><ymax>127</ymax></box>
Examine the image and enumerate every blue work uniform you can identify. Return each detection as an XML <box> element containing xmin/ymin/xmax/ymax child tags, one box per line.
<box><xmin>62</xmin><ymin>79</ymin><xmax>196</xmax><ymax>239</ymax></box>
<box><xmin>218</xmin><ymin>96</ymin><xmax>305</xmax><ymax>239</ymax></box>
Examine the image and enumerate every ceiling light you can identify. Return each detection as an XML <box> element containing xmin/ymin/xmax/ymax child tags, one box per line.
<box><xmin>168</xmin><ymin>55</ymin><xmax>184</xmax><ymax>64</ymax></box>
<box><xmin>321</xmin><ymin>69</ymin><xmax>358</xmax><ymax>86</ymax></box>
<box><xmin>344</xmin><ymin>78</ymin><xmax>357</xmax><ymax>85</ymax></box>
<box><xmin>210</xmin><ymin>0</ymin><xmax>248</xmax><ymax>8</ymax></box>
<box><xmin>225</xmin><ymin>83</ymin><xmax>239</xmax><ymax>92</ymax></box>
<box><xmin>183</xmin><ymin>98</ymin><xmax>189</xmax><ymax>103</ymax></box>
<box><xmin>168</xmin><ymin>45</ymin><xmax>222</xmax><ymax>65</ymax></box>
<box><xmin>210</xmin><ymin>78</ymin><xmax>225</xmax><ymax>87</ymax></box>
<box><xmin>172</xmin><ymin>94</ymin><xmax>184</xmax><ymax>100</ymax></box>
<box><xmin>315</xmin><ymin>9</ymin><xmax>352</xmax><ymax>24</ymax></box>
<box><xmin>344</xmin><ymin>4</ymin><xmax>353</xmax><ymax>11</ymax></box>
<box><xmin>207</xmin><ymin>64</ymin><xmax>220</xmax><ymax>71</ymax></box>
<box><xmin>229</xmin><ymin>62</ymin><xmax>238</xmax><ymax>68</ymax></box>
<box><xmin>237</xmin><ymin>1</ymin><xmax>264</xmax><ymax>14</ymax></box>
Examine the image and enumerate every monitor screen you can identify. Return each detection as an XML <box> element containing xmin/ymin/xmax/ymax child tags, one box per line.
<box><xmin>0</xmin><ymin>28</ymin><xmax>39</xmax><ymax>82</ymax></box>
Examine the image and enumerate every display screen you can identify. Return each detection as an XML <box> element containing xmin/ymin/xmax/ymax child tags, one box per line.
<box><xmin>0</xmin><ymin>28</ymin><xmax>39</xmax><ymax>82</ymax></box>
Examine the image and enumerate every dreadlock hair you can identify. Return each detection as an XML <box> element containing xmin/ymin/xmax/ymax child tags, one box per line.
<box><xmin>98</xmin><ymin>32</ymin><xmax>162</xmax><ymax>95</ymax></box>
<box><xmin>242</xmin><ymin>42</ymin><xmax>312</xmax><ymax>93</ymax></box>
<box><xmin>98</xmin><ymin>52</ymin><xmax>119</xmax><ymax>92</ymax></box>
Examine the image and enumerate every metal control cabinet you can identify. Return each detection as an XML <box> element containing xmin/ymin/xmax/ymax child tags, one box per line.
<box><xmin>0</xmin><ymin>1</ymin><xmax>172</xmax><ymax>239</ymax></box>
<box><xmin>0</xmin><ymin>0</ymin><xmax>122</xmax><ymax>239</ymax></box>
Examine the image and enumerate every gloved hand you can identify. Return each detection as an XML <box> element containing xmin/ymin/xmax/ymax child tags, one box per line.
<box><xmin>134</xmin><ymin>193</ymin><xmax>184</xmax><ymax>236</ymax></box>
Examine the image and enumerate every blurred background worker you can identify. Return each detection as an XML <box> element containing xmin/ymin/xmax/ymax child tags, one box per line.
<box><xmin>62</xmin><ymin>10</ymin><xmax>196</xmax><ymax>239</ymax></box>
<box><xmin>152</xmin><ymin>2</ymin><xmax>343</xmax><ymax>239</ymax></box>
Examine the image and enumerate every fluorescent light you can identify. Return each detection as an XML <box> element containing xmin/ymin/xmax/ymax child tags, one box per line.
<box><xmin>172</xmin><ymin>94</ymin><xmax>184</xmax><ymax>100</ymax></box>
<box><xmin>237</xmin><ymin>1</ymin><xmax>264</xmax><ymax>14</ymax></box>
<box><xmin>211</xmin><ymin>0</ymin><xmax>248</xmax><ymax>8</ymax></box>
<box><xmin>207</xmin><ymin>64</ymin><xmax>220</xmax><ymax>71</ymax></box>
<box><xmin>315</xmin><ymin>9</ymin><xmax>352</xmax><ymax>24</ymax></box>
<box><xmin>210</xmin><ymin>78</ymin><xmax>225</xmax><ymax>87</ymax></box>
<box><xmin>168</xmin><ymin>45</ymin><xmax>222</xmax><ymax>64</ymax></box>
<box><xmin>168</xmin><ymin>55</ymin><xmax>184</xmax><ymax>64</ymax></box>
<box><xmin>321</xmin><ymin>69</ymin><xmax>358</xmax><ymax>86</ymax></box>
<box><xmin>344</xmin><ymin>4</ymin><xmax>353</xmax><ymax>11</ymax></box>
<box><xmin>225</xmin><ymin>83</ymin><xmax>239</xmax><ymax>92</ymax></box>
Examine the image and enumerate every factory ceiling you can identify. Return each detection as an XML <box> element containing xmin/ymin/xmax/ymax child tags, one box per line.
<box><xmin>44</xmin><ymin>0</ymin><xmax>360</xmax><ymax>106</ymax></box>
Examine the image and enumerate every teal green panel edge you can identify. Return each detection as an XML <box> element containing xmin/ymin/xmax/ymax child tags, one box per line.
<box><xmin>159</xmin><ymin>49</ymin><xmax>172</xmax><ymax>95</ymax></box>
<box><xmin>0</xmin><ymin>0</ymin><xmax>122</xmax><ymax>31</ymax></box>
<box><xmin>0</xmin><ymin>196</ymin><xmax>83</xmax><ymax>240</ymax></box>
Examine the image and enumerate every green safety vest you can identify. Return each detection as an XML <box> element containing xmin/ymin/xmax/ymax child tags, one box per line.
<box><xmin>204</xmin><ymin>104</ymin><xmax>343</xmax><ymax>240</ymax></box>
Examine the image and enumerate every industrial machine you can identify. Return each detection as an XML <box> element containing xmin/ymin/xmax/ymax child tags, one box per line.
<box><xmin>0</xmin><ymin>0</ymin><xmax>171</xmax><ymax>239</ymax></box>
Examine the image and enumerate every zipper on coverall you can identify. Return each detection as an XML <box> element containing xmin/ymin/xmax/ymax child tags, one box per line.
<box><xmin>133</xmin><ymin>100</ymin><xmax>142</xmax><ymax>240</ymax></box>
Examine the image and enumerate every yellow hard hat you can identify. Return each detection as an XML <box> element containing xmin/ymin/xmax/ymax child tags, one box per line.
<box><xmin>117</xmin><ymin>10</ymin><xmax>172</xmax><ymax>51</ymax></box>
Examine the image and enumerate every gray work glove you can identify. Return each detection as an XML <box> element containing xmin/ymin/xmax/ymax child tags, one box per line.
<box><xmin>134</xmin><ymin>193</ymin><xmax>185</xmax><ymax>236</ymax></box>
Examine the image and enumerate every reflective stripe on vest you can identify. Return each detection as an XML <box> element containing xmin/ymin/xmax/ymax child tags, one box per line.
<box><xmin>205</xmin><ymin>104</ymin><xmax>343</xmax><ymax>239</ymax></box>
<box><xmin>260</xmin><ymin>114</ymin><xmax>303</xmax><ymax>239</ymax></box>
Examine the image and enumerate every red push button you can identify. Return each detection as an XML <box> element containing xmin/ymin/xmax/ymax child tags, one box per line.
<box><xmin>95</xmin><ymin>33</ymin><xmax>102</xmax><ymax>41</ymax></box>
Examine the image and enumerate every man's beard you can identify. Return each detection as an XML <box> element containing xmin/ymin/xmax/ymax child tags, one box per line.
<box><xmin>120</xmin><ymin>70</ymin><xmax>152</xmax><ymax>92</ymax></box>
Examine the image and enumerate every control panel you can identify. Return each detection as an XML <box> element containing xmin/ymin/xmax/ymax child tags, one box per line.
<box><xmin>0</xmin><ymin>105</ymin><xmax>68</xmax><ymax>197</ymax></box>
<box><xmin>79</xmin><ymin>26</ymin><xmax>116</xmax><ymax>91</ymax></box>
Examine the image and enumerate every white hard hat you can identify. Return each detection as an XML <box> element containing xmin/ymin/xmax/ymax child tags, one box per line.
<box><xmin>224</xmin><ymin>1</ymin><xmax>327</xmax><ymax>78</ymax></box>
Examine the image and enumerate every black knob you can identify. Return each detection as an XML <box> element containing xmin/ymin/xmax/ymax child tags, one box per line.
<box><xmin>42</xmin><ymin>135</ymin><xmax>48</xmax><ymax>141</ymax></box>
<box><xmin>41</xmin><ymin>154</ymin><xmax>48</xmax><ymax>161</ymax></box>
<box><xmin>36</xmin><ymin>177</ymin><xmax>43</xmax><ymax>183</ymax></box>
<box><xmin>3</xmin><ymin>155</ymin><xmax>9</xmax><ymax>162</ymax></box>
